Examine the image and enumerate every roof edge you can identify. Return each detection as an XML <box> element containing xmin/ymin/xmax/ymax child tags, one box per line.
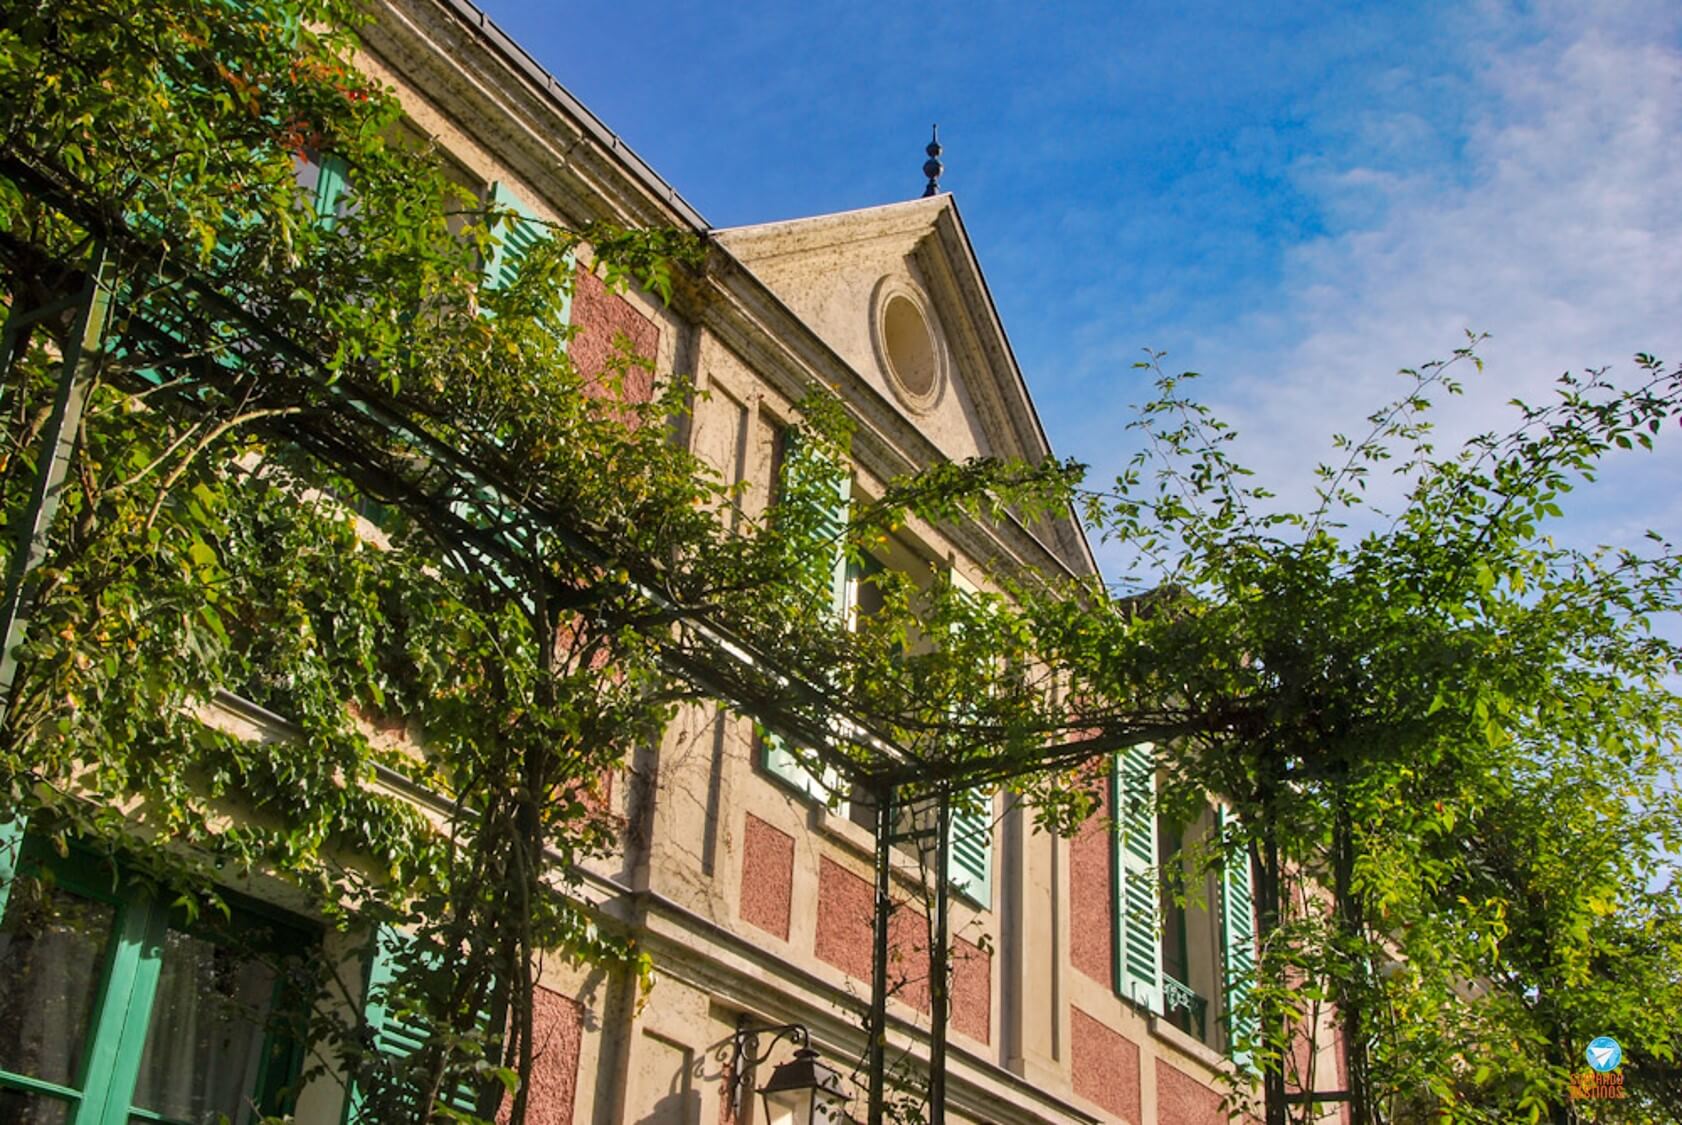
<box><xmin>430</xmin><ymin>0</ymin><xmax>709</xmax><ymax>233</ymax></box>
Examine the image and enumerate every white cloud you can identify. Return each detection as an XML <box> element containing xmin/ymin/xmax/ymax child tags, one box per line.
<box><xmin>1082</xmin><ymin>0</ymin><xmax>1682</xmax><ymax>564</ymax></box>
<box><xmin>1224</xmin><ymin>3</ymin><xmax>1682</xmax><ymax>531</ymax></box>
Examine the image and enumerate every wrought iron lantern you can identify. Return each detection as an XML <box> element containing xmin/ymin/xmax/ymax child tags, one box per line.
<box><xmin>730</xmin><ymin>1021</ymin><xmax>850</xmax><ymax>1125</ymax></box>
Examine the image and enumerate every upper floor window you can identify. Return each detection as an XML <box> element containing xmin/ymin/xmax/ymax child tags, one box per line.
<box><xmin>756</xmin><ymin>454</ymin><xmax>995</xmax><ymax>909</ymax></box>
<box><xmin>1108</xmin><ymin>751</ymin><xmax>1257</xmax><ymax>1062</ymax></box>
<box><xmin>292</xmin><ymin>149</ymin><xmax>350</xmax><ymax>224</ymax></box>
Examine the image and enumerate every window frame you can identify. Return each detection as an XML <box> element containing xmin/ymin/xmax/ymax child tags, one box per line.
<box><xmin>0</xmin><ymin>822</ymin><xmax>313</xmax><ymax>1125</ymax></box>
<box><xmin>756</xmin><ymin>423</ymin><xmax>854</xmax><ymax>813</ymax></box>
<box><xmin>1101</xmin><ymin>779</ymin><xmax>1258</xmax><ymax>1064</ymax></box>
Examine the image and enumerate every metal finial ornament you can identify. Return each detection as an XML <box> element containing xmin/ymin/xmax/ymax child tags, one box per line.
<box><xmin>921</xmin><ymin>124</ymin><xmax>943</xmax><ymax>197</ymax></box>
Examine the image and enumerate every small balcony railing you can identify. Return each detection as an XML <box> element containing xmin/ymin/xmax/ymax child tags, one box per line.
<box><xmin>1161</xmin><ymin>974</ymin><xmax>1208</xmax><ymax>1043</ymax></box>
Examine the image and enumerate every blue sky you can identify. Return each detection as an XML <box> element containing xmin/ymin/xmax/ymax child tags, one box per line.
<box><xmin>480</xmin><ymin>0</ymin><xmax>1682</xmax><ymax>574</ymax></box>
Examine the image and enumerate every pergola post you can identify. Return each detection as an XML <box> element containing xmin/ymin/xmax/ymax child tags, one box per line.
<box><xmin>0</xmin><ymin>242</ymin><xmax>115</xmax><ymax>729</ymax></box>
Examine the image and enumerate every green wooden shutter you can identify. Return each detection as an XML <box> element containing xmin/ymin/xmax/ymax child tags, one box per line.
<box><xmin>1112</xmin><ymin>745</ymin><xmax>1162</xmax><ymax>1010</ymax></box>
<box><xmin>948</xmin><ymin>793</ymin><xmax>993</xmax><ymax>906</ymax></box>
<box><xmin>1219</xmin><ymin>807</ymin><xmax>1259</xmax><ymax>1070</ymax></box>
<box><xmin>485</xmin><ymin>181</ymin><xmax>543</xmax><ymax>290</ymax></box>
<box><xmin>0</xmin><ymin>814</ymin><xmax>23</xmax><ymax>918</ymax></box>
<box><xmin>484</xmin><ymin>183</ymin><xmax>574</xmax><ymax>334</ymax></box>
<box><xmin>777</xmin><ymin>429</ymin><xmax>851</xmax><ymax>620</ymax></box>
<box><xmin>815</xmin><ymin>466</ymin><xmax>851</xmax><ymax>817</ymax></box>
<box><xmin>315</xmin><ymin>154</ymin><xmax>350</xmax><ymax>225</ymax></box>
<box><xmin>90</xmin><ymin>893</ymin><xmax>171</xmax><ymax>1122</ymax></box>
<box><xmin>825</xmin><ymin>472</ymin><xmax>854</xmax><ymax>620</ymax></box>
<box><xmin>761</xmin><ymin>431</ymin><xmax>851</xmax><ymax>810</ymax></box>
<box><xmin>944</xmin><ymin>570</ymin><xmax>993</xmax><ymax>905</ymax></box>
<box><xmin>346</xmin><ymin>925</ymin><xmax>489</xmax><ymax>1123</ymax></box>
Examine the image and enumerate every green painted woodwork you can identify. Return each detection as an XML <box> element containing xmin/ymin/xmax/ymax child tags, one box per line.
<box><xmin>1111</xmin><ymin>746</ymin><xmax>1162</xmax><ymax>1012</ymax></box>
<box><xmin>344</xmin><ymin>924</ymin><xmax>493</xmax><ymax>1123</ymax></box>
<box><xmin>947</xmin><ymin>795</ymin><xmax>993</xmax><ymax>907</ymax></box>
<box><xmin>1218</xmin><ymin>806</ymin><xmax>1259</xmax><ymax>1071</ymax></box>
<box><xmin>81</xmin><ymin>890</ymin><xmax>167</xmax><ymax>1124</ymax></box>
<box><xmin>0</xmin><ymin>815</ymin><xmax>22</xmax><ymax>918</ymax></box>
<box><xmin>943</xmin><ymin>570</ymin><xmax>994</xmax><ymax>906</ymax></box>
<box><xmin>0</xmin><ymin>838</ymin><xmax>308</xmax><ymax>1124</ymax></box>
<box><xmin>760</xmin><ymin>430</ymin><xmax>852</xmax><ymax>811</ymax></box>
<box><xmin>483</xmin><ymin>182</ymin><xmax>574</xmax><ymax>337</ymax></box>
<box><xmin>314</xmin><ymin>154</ymin><xmax>350</xmax><ymax>225</ymax></box>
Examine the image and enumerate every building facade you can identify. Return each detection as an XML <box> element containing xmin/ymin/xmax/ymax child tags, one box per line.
<box><xmin>0</xmin><ymin>0</ymin><xmax>1348</xmax><ymax>1121</ymax></box>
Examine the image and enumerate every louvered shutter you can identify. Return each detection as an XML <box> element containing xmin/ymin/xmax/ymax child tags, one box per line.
<box><xmin>344</xmin><ymin>925</ymin><xmax>491</xmax><ymax>1123</ymax></box>
<box><xmin>314</xmin><ymin>154</ymin><xmax>350</xmax><ymax>225</ymax></box>
<box><xmin>944</xmin><ymin>570</ymin><xmax>994</xmax><ymax>905</ymax></box>
<box><xmin>823</xmin><ymin>472</ymin><xmax>853</xmax><ymax>621</ymax></box>
<box><xmin>761</xmin><ymin>432</ymin><xmax>850</xmax><ymax>811</ymax></box>
<box><xmin>0</xmin><ymin>815</ymin><xmax>23</xmax><ymax>918</ymax></box>
<box><xmin>777</xmin><ymin>429</ymin><xmax>851</xmax><ymax>618</ymax></box>
<box><xmin>484</xmin><ymin>182</ymin><xmax>574</xmax><ymax>335</ymax></box>
<box><xmin>447</xmin><ymin>185</ymin><xmax>575</xmax><ymax>601</ymax></box>
<box><xmin>1112</xmin><ymin>745</ymin><xmax>1162</xmax><ymax>1011</ymax></box>
<box><xmin>948</xmin><ymin>793</ymin><xmax>993</xmax><ymax>907</ymax></box>
<box><xmin>1219</xmin><ymin>807</ymin><xmax>1259</xmax><ymax>1070</ymax></box>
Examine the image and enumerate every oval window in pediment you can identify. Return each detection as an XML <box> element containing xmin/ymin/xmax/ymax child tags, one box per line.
<box><xmin>872</xmin><ymin>279</ymin><xmax>945</xmax><ymax>413</ymax></box>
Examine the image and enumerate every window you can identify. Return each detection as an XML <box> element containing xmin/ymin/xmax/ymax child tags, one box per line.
<box><xmin>1155</xmin><ymin>807</ymin><xmax>1221</xmax><ymax>1047</ymax></box>
<box><xmin>841</xmin><ymin>786</ymin><xmax>994</xmax><ymax>909</ymax></box>
<box><xmin>292</xmin><ymin>150</ymin><xmax>350</xmax><ymax>225</ymax></box>
<box><xmin>0</xmin><ymin>821</ymin><xmax>311</xmax><ymax>1125</ymax></box>
<box><xmin>1158</xmin><ymin>813</ymin><xmax>1196</xmax><ymax>1036</ymax></box>
<box><xmin>1107</xmin><ymin>755</ymin><xmax>1256</xmax><ymax>1062</ymax></box>
<box><xmin>755</xmin><ymin>446</ymin><xmax>997</xmax><ymax>910</ymax></box>
<box><xmin>450</xmin><ymin>180</ymin><xmax>572</xmax><ymax>578</ymax></box>
<box><xmin>758</xmin><ymin>425</ymin><xmax>852</xmax><ymax>809</ymax></box>
<box><xmin>838</xmin><ymin>564</ymin><xmax>995</xmax><ymax>909</ymax></box>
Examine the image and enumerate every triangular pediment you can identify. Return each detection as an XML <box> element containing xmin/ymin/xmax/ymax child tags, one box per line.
<box><xmin>715</xmin><ymin>196</ymin><xmax>1095</xmax><ymax>575</ymax></box>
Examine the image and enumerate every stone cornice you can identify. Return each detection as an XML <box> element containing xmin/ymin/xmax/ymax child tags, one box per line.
<box><xmin>365</xmin><ymin>0</ymin><xmax>705</xmax><ymax>232</ymax></box>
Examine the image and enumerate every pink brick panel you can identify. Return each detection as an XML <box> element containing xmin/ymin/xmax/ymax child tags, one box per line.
<box><xmin>888</xmin><ymin>905</ymin><xmax>930</xmax><ymax>1012</ymax></box>
<box><xmin>571</xmin><ymin>263</ymin><xmax>658</xmax><ymax>407</ymax></box>
<box><xmin>1155</xmin><ymin>1058</ymin><xmax>1226</xmax><ymax>1125</ymax></box>
<box><xmin>814</xmin><ymin>859</ymin><xmax>990</xmax><ymax>1034</ymax></box>
<box><xmin>1071</xmin><ymin>1006</ymin><xmax>1139</xmax><ymax>1123</ymax></box>
<box><xmin>498</xmin><ymin>986</ymin><xmax>583</xmax><ymax>1125</ymax></box>
<box><xmin>815</xmin><ymin>857</ymin><xmax>875</xmax><ymax>981</ymax></box>
<box><xmin>951</xmin><ymin>936</ymin><xmax>991</xmax><ymax>1045</ymax></box>
<box><xmin>739</xmin><ymin>814</ymin><xmax>795</xmax><ymax>940</ymax></box>
<box><xmin>1070</xmin><ymin>764</ymin><xmax>1113</xmax><ymax>987</ymax></box>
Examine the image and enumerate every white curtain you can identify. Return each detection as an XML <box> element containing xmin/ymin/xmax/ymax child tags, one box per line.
<box><xmin>129</xmin><ymin>929</ymin><xmax>275</xmax><ymax>1125</ymax></box>
<box><xmin>0</xmin><ymin>880</ymin><xmax>114</xmax><ymax>1123</ymax></box>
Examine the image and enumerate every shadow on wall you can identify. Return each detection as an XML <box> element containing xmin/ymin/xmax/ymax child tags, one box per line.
<box><xmin>637</xmin><ymin>1087</ymin><xmax>702</xmax><ymax>1125</ymax></box>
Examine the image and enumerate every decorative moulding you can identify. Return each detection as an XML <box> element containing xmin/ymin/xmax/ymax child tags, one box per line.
<box><xmin>869</xmin><ymin>276</ymin><xmax>947</xmax><ymax>416</ymax></box>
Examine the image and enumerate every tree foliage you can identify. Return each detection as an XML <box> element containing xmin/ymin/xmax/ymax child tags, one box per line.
<box><xmin>1068</xmin><ymin>345</ymin><xmax>1682</xmax><ymax>1123</ymax></box>
<box><xmin>16</xmin><ymin>3</ymin><xmax>1676</xmax><ymax>1124</ymax></box>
